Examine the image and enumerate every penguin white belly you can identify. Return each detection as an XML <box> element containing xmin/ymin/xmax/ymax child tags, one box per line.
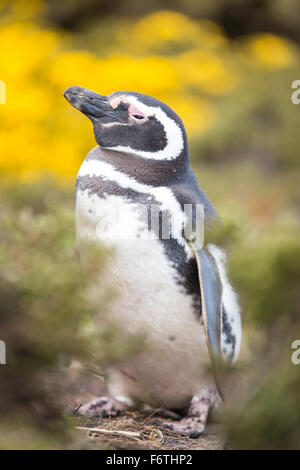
<box><xmin>76</xmin><ymin>188</ymin><xmax>213</xmax><ymax>409</ymax></box>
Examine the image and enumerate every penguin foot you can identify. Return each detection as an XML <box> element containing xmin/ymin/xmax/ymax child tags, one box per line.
<box><xmin>161</xmin><ymin>397</ymin><xmax>211</xmax><ymax>438</ymax></box>
<box><xmin>76</xmin><ymin>396</ymin><xmax>131</xmax><ymax>418</ymax></box>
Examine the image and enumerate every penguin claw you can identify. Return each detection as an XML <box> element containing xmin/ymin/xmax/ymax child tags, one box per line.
<box><xmin>188</xmin><ymin>430</ymin><xmax>203</xmax><ymax>439</ymax></box>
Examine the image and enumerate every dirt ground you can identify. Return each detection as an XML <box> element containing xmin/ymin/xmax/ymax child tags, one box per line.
<box><xmin>63</xmin><ymin>365</ymin><xmax>226</xmax><ymax>450</ymax></box>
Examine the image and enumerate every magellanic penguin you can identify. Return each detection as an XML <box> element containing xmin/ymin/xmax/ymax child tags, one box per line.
<box><xmin>64</xmin><ymin>86</ymin><xmax>242</xmax><ymax>437</ymax></box>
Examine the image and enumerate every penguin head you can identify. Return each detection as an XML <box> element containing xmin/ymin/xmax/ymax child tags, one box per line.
<box><xmin>64</xmin><ymin>86</ymin><xmax>187</xmax><ymax>162</ymax></box>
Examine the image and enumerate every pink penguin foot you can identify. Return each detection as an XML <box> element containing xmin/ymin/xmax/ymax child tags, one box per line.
<box><xmin>76</xmin><ymin>396</ymin><xmax>131</xmax><ymax>418</ymax></box>
<box><xmin>162</xmin><ymin>397</ymin><xmax>211</xmax><ymax>438</ymax></box>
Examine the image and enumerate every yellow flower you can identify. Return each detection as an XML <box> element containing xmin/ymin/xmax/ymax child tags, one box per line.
<box><xmin>0</xmin><ymin>0</ymin><xmax>42</xmax><ymax>21</ymax></box>
<box><xmin>3</xmin><ymin>82</ymin><xmax>53</xmax><ymax>125</ymax></box>
<box><xmin>49</xmin><ymin>51</ymin><xmax>101</xmax><ymax>91</ymax></box>
<box><xmin>0</xmin><ymin>23</ymin><xmax>58</xmax><ymax>80</ymax></box>
<box><xmin>167</xmin><ymin>95</ymin><xmax>216</xmax><ymax>136</ymax></box>
<box><xmin>117</xmin><ymin>11</ymin><xmax>226</xmax><ymax>54</ymax></box>
<box><xmin>175</xmin><ymin>49</ymin><xmax>239</xmax><ymax>95</ymax></box>
<box><xmin>94</xmin><ymin>55</ymin><xmax>178</xmax><ymax>96</ymax></box>
<box><xmin>238</xmin><ymin>33</ymin><xmax>298</xmax><ymax>69</ymax></box>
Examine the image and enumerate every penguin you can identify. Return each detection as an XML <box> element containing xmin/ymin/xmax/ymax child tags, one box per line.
<box><xmin>64</xmin><ymin>86</ymin><xmax>242</xmax><ymax>437</ymax></box>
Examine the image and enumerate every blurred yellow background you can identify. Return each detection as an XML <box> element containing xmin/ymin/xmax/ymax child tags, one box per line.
<box><xmin>0</xmin><ymin>0</ymin><xmax>299</xmax><ymax>180</ymax></box>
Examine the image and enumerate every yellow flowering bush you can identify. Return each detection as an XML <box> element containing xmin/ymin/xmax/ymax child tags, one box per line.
<box><xmin>116</xmin><ymin>11</ymin><xmax>227</xmax><ymax>54</ymax></box>
<box><xmin>238</xmin><ymin>33</ymin><xmax>298</xmax><ymax>69</ymax></box>
<box><xmin>0</xmin><ymin>2</ymin><xmax>299</xmax><ymax>179</ymax></box>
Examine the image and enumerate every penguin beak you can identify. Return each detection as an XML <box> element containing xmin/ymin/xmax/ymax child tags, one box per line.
<box><xmin>63</xmin><ymin>86</ymin><xmax>113</xmax><ymax>119</ymax></box>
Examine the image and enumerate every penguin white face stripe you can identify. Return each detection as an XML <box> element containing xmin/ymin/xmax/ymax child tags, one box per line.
<box><xmin>101</xmin><ymin>121</ymin><xmax>129</xmax><ymax>128</ymax></box>
<box><xmin>106</xmin><ymin>96</ymin><xmax>184</xmax><ymax>161</ymax></box>
<box><xmin>78</xmin><ymin>159</ymin><xmax>189</xmax><ymax>246</ymax></box>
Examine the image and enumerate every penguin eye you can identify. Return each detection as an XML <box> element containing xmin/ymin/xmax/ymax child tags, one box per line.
<box><xmin>132</xmin><ymin>114</ymin><xmax>146</xmax><ymax>121</ymax></box>
<box><xmin>127</xmin><ymin>103</ymin><xmax>147</xmax><ymax>122</ymax></box>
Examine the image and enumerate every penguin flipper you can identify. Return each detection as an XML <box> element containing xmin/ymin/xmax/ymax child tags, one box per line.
<box><xmin>191</xmin><ymin>245</ymin><xmax>225</xmax><ymax>400</ymax></box>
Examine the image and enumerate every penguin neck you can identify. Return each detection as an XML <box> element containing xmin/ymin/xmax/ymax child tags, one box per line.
<box><xmin>86</xmin><ymin>146</ymin><xmax>190</xmax><ymax>187</ymax></box>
